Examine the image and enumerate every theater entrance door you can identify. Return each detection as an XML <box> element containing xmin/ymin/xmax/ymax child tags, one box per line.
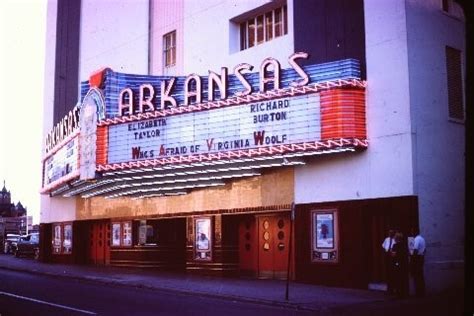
<box><xmin>89</xmin><ymin>221</ymin><xmax>110</xmax><ymax>265</ymax></box>
<box><xmin>256</xmin><ymin>214</ymin><xmax>290</xmax><ymax>279</ymax></box>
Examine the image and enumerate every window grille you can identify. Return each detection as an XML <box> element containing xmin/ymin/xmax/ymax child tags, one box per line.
<box><xmin>163</xmin><ymin>31</ymin><xmax>176</xmax><ymax>67</ymax></box>
<box><xmin>445</xmin><ymin>46</ymin><xmax>464</xmax><ymax>121</ymax></box>
<box><xmin>239</xmin><ymin>5</ymin><xmax>288</xmax><ymax>51</ymax></box>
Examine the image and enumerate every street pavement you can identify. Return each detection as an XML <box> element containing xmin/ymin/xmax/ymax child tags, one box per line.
<box><xmin>0</xmin><ymin>254</ymin><xmax>466</xmax><ymax>315</ymax></box>
<box><xmin>0</xmin><ymin>269</ymin><xmax>315</xmax><ymax>315</ymax></box>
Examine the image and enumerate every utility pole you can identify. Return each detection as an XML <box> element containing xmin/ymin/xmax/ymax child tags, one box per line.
<box><xmin>285</xmin><ymin>202</ymin><xmax>295</xmax><ymax>301</ymax></box>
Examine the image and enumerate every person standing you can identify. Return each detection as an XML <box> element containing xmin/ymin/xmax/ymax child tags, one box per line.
<box><xmin>391</xmin><ymin>232</ymin><xmax>409</xmax><ymax>298</ymax></box>
<box><xmin>411</xmin><ymin>227</ymin><xmax>426</xmax><ymax>297</ymax></box>
<box><xmin>382</xmin><ymin>229</ymin><xmax>396</xmax><ymax>294</ymax></box>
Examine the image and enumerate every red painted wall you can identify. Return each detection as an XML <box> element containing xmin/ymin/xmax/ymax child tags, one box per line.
<box><xmin>295</xmin><ymin>196</ymin><xmax>418</xmax><ymax>289</ymax></box>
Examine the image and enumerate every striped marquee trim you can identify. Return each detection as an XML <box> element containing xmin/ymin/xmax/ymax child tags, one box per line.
<box><xmin>41</xmin><ymin>138</ymin><xmax>367</xmax><ymax>194</ymax></box>
<box><xmin>97</xmin><ymin>138</ymin><xmax>368</xmax><ymax>172</ymax></box>
<box><xmin>98</xmin><ymin>78</ymin><xmax>366</xmax><ymax>127</ymax></box>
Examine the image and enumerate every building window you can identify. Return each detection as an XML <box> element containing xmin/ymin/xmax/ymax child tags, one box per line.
<box><xmin>256</xmin><ymin>15</ymin><xmax>264</xmax><ymax>44</ymax></box>
<box><xmin>265</xmin><ymin>12</ymin><xmax>273</xmax><ymax>41</ymax></box>
<box><xmin>52</xmin><ymin>223</ymin><xmax>73</xmax><ymax>255</ymax></box>
<box><xmin>445</xmin><ymin>46</ymin><xmax>464</xmax><ymax>121</ymax></box>
<box><xmin>442</xmin><ymin>0</ymin><xmax>449</xmax><ymax>12</ymax></box>
<box><xmin>111</xmin><ymin>221</ymin><xmax>132</xmax><ymax>247</ymax></box>
<box><xmin>239</xmin><ymin>5</ymin><xmax>288</xmax><ymax>51</ymax></box>
<box><xmin>163</xmin><ymin>31</ymin><xmax>176</xmax><ymax>67</ymax></box>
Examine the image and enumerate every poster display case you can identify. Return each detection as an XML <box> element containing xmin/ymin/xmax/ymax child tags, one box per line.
<box><xmin>194</xmin><ymin>217</ymin><xmax>212</xmax><ymax>261</ymax></box>
<box><xmin>311</xmin><ymin>209</ymin><xmax>339</xmax><ymax>263</ymax></box>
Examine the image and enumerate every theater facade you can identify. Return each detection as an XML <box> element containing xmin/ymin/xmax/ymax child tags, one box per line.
<box><xmin>40</xmin><ymin>0</ymin><xmax>465</xmax><ymax>291</ymax></box>
<box><xmin>41</xmin><ymin>53</ymin><xmax>375</xmax><ymax>282</ymax></box>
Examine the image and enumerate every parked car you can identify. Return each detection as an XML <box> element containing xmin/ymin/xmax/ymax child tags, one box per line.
<box><xmin>3</xmin><ymin>234</ymin><xmax>21</xmax><ymax>254</ymax></box>
<box><xmin>14</xmin><ymin>233</ymin><xmax>39</xmax><ymax>259</ymax></box>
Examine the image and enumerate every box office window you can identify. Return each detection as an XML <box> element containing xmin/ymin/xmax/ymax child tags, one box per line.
<box><xmin>311</xmin><ymin>210</ymin><xmax>339</xmax><ymax>263</ymax></box>
<box><xmin>239</xmin><ymin>4</ymin><xmax>288</xmax><ymax>51</ymax></box>
<box><xmin>52</xmin><ymin>223</ymin><xmax>72</xmax><ymax>255</ymax></box>
<box><xmin>137</xmin><ymin>219</ymin><xmax>159</xmax><ymax>246</ymax></box>
<box><xmin>111</xmin><ymin>221</ymin><xmax>132</xmax><ymax>247</ymax></box>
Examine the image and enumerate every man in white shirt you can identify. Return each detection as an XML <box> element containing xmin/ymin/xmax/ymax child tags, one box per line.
<box><xmin>411</xmin><ymin>227</ymin><xmax>426</xmax><ymax>297</ymax></box>
<box><xmin>382</xmin><ymin>229</ymin><xmax>396</xmax><ymax>294</ymax></box>
<box><xmin>382</xmin><ymin>230</ymin><xmax>396</xmax><ymax>252</ymax></box>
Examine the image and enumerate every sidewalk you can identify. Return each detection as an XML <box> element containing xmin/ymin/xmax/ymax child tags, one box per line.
<box><xmin>0</xmin><ymin>255</ymin><xmax>464</xmax><ymax>315</ymax></box>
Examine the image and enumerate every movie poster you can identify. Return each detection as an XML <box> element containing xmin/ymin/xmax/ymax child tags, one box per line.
<box><xmin>311</xmin><ymin>210</ymin><xmax>339</xmax><ymax>262</ymax></box>
<box><xmin>314</xmin><ymin>213</ymin><xmax>334</xmax><ymax>249</ymax></box>
<box><xmin>123</xmin><ymin>221</ymin><xmax>132</xmax><ymax>246</ymax></box>
<box><xmin>63</xmin><ymin>224</ymin><xmax>73</xmax><ymax>253</ymax></box>
<box><xmin>53</xmin><ymin>224</ymin><xmax>61</xmax><ymax>254</ymax></box>
<box><xmin>195</xmin><ymin>218</ymin><xmax>211</xmax><ymax>260</ymax></box>
<box><xmin>112</xmin><ymin>223</ymin><xmax>121</xmax><ymax>246</ymax></box>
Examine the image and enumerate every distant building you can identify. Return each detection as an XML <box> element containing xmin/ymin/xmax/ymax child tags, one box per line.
<box><xmin>0</xmin><ymin>181</ymin><xmax>29</xmax><ymax>237</ymax></box>
<box><xmin>30</xmin><ymin>224</ymin><xmax>40</xmax><ymax>234</ymax></box>
<box><xmin>0</xmin><ymin>181</ymin><xmax>27</xmax><ymax>218</ymax></box>
<box><xmin>27</xmin><ymin>215</ymin><xmax>34</xmax><ymax>233</ymax></box>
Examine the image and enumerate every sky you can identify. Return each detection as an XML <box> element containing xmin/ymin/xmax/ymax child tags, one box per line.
<box><xmin>0</xmin><ymin>0</ymin><xmax>47</xmax><ymax>224</ymax></box>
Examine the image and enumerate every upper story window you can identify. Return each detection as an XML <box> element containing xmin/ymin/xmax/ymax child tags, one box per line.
<box><xmin>163</xmin><ymin>31</ymin><xmax>176</xmax><ymax>68</ymax></box>
<box><xmin>440</xmin><ymin>0</ymin><xmax>464</xmax><ymax>19</ymax></box>
<box><xmin>445</xmin><ymin>46</ymin><xmax>464</xmax><ymax>121</ymax></box>
<box><xmin>240</xmin><ymin>5</ymin><xmax>288</xmax><ymax>51</ymax></box>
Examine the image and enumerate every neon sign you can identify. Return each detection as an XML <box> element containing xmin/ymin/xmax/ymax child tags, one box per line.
<box><xmin>117</xmin><ymin>52</ymin><xmax>310</xmax><ymax>116</ymax></box>
<box><xmin>45</xmin><ymin>106</ymin><xmax>80</xmax><ymax>154</ymax></box>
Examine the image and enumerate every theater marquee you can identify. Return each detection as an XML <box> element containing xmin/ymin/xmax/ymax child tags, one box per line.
<box><xmin>41</xmin><ymin>52</ymin><xmax>368</xmax><ymax>197</ymax></box>
<box><xmin>107</xmin><ymin>94</ymin><xmax>321</xmax><ymax>164</ymax></box>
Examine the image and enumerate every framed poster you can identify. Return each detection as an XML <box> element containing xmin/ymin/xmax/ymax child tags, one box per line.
<box><xmin>122</xmin><ymin>221</ymin><xmax>132</xmax><ymax>246</ymax></box>
<box><xmin>63</xmin><ymin>224</ymin><xmax>73</xmax><ymax>254</ymax></box>
<box><xmin>194</xmin><ymin>217</ymin><xmax>212</xmax><ymax>261</ymax></box>
<box><xmin>311</xmin><ymin>209</ymin><xmax>339</xmax><ymax>263</ymax></box>
<box><xmin>316</xmin><ymin>213</ymin><xmax>334</xmax><ymax>248</ymax></box>
<box><xmin>112</xmin><ymin>223</ymin><xmax>121</xmax><ymax>246</ymax></box>
<box><xmin>53</xmin><ymin>224</ymin><xmax>62</xmax><ymax>254</ymax></box>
